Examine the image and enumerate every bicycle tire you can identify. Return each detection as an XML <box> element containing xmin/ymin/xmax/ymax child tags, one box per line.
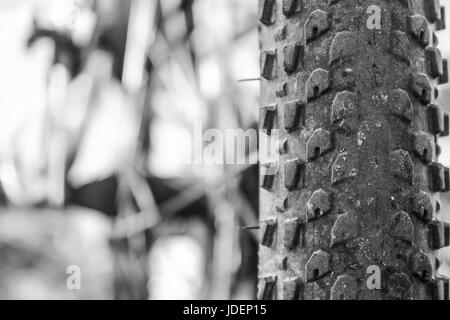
<box><xmin>258</xmin><ymin>0</ymin><xmax>449</xmax><ymax>300</ymax></box>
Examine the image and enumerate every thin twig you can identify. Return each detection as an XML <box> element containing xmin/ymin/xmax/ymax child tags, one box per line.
<box><xmin>237</xmin><ymin>77</ymin><xmax>261</xmax><ymax>83</ymax></box>
<box><xmin>238</xmin><ymin>226</ymin><xmax>259</xmax><ymax>230</ymax></box>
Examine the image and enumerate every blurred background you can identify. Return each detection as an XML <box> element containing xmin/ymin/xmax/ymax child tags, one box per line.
<box><xmin>0</xmin><ymin>0</ymin><xmax>259</xmax><ymax>299</ymax></box>
<box><xmin>0</xmin><ymin>0</ymin><xmax>449</xmax><ymax>300</ymax></box>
